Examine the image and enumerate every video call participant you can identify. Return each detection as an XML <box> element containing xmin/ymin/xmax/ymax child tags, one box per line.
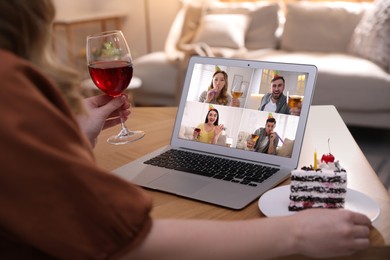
<box><xmin>193</xmin><ymin>108</ymin><xmax>224</xmax><ymax>144</ymax></box>
<box><xmin>247</xmin><ymin>117</ymin><xmax>279</xmax><ymax>155</ymax></box>
<box><xmin>199</xmin><ymin>70</ymin><xmax>240</xmax><ymax>107</ymax></box>
<box><xmin>258</xmin><ymin>76</ymin><xmax>290</xmax><ymax>115</ymax></box>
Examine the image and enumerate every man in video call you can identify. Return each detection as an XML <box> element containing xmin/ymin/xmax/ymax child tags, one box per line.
<box><xmin>247</xmin><ymin>117</ymin><xmax>279</xmax><ymax>155</ymax></box>
<box><xmin>258</xmin><ymin>76</ymin><xmax>290</xmax><ymax>115</ymax></box>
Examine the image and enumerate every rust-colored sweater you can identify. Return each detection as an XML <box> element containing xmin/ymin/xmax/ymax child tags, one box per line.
<box><xmin>0</xmin><ymin>50</ymin><xmax>152</xmax><ymax>259</ymax></box>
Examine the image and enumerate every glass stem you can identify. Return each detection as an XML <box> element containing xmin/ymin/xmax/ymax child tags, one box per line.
<box><xmin>118</xmin><ymin>110</ymin><xmax>131</xmax><ymax>136</ymax></box>
<box><xmin>119</xmin><ymin>109</ymin><xmax>127</xmax><ymax>129</ymax></box>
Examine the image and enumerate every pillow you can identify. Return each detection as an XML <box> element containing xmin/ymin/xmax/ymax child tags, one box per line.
<box><xmin>165</xmin><ymin>1</ymin><xmax>205</xmax><ymax>60</ymax></box>
<box><xmin>179</xmin><ymin>1</ymin><xmax>206</xmax><ymax>45</ymax></box>
<box><xmin>280</xmin><ymin>2</ymin><xmax>366</xmax><ymax>52</ymax></box>
<box><xmin>179</xmin><ymin>125</ymin><xmax>195</xmax><ymax>140</ymax></box>
<box><xmin>245</xmin><ymin>3</ymin><xmax>279</xmax><ymax>50</ymax></box>
<box><xmin>348</xmin><ymin>0</ymin><xmax>390</xmax><ymax>73</ymax></box>
<box><xmin>276</xmin><ymin>138</ymin><xmax>294</xmax><ymax>158</ymax></box>
<box><xmin>236</xmin><ymin>131</ymin><xmax>250</xmax><ymax>149</ymax></box>
<box><xmin>191</xmin><ymin>14</ymin><xmax>250</xmax><ymax>49</ymax></box>
<box><xmin>206</xmin><ymin>2</ymin><xmax>280</xmax><ymax>50</ymax></box>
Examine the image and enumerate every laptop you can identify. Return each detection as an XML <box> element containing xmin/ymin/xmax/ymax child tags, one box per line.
<box><xmin>113</xmin><ymin>56</ymin><xmax>317</xmax><ymax>209</ymax></box>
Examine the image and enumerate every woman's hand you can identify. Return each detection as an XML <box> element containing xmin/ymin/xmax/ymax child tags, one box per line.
<box><xmin>291</xmin><ymin>209</ymin><xmax>371</xmax><ymax>258</ymax></box>
<box><xmin>214</xmin><ymin>124</ymin><xmax>224</xmax><ymax>136</ymax></box>
<box><xmin>76</xmin><ymin>94</ymin><xmax>131</xmax><ymax>147</ymax></box>
<box><xmin>205</xmin><ymin>89</ymin><xmax>216</xmax><ymax>102</ymax></box>
<box><xmin>193</xmin><ymin>128</ymin><xmax>201</xmax><ymax>141</ymax></box>
<box><xmin>211</xmin><ymin>124</ymin><xmax>224</xmax><ymax>144</ymax></box>
<box><xmin>231</xmin><ymin>98</ymin><xmax>240</xmax><ymax>107</ymax></box>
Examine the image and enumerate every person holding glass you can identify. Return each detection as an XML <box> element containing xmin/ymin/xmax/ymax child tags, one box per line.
<box><xmin>193</xmin><ymin>108</ymin><xmax>224</xmax><ymax>144</ymax></box>
<box><xmin>259</xmin><ymin>75</ymin><xmax>302</xmax><ymax>116</ymax></box>
<box><xmin>199</xmin><ymin>70</ymin><xmax>240</xmax><ymax>107</ymax></box>
<box><xmin>246</xmin><ymin>118</ymin><xmax>279</xmax><ymax>155</ymax></box>
<box><xmin>0</xmin><ymin>1</ymin><xmax>372</xmax><ymax>259</ymax></box>
<box><xmin>86</xmin><ymin>30</ymin><xmax>145</xmax><ymax>144</ymax></box>
<box><xmin>258</xmin><ymin>76</ymin><xmax>290</xmax><ymax>115</ymax></box>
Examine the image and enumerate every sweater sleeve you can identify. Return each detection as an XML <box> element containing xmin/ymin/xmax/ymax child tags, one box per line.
<box><xmin>226</xmin><ymin>94</ymin><xmax>232</xmax><ymax>106</ymax></box>
<box><xmin>0</xmin><ymin>51</ymin><xmax>152</xmax><ymax>259</ymax></box>
<box><xmin>199</xmin><ymin>90</ymin><xmax>207</xmax><ymax>102</ymax></box>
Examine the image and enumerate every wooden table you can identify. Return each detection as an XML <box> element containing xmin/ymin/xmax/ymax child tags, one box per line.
<box><xmin>94</xmin><ymin>106</ymin><xmax>390</xmax><ymax>258</ymax></box>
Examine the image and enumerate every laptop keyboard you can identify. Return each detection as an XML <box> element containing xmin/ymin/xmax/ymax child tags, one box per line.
<box><xmin>144</xmin><ymin>149</ymin><xmax>279</xmax><ymax>187</ymax></box>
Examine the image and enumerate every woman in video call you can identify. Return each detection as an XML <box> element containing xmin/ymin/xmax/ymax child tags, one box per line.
<box><xmin>199</xmin><ymin>70</ymin><xmax>240</xmax><ymax>107</ymax></box>
<box><xmin>193</xmin><ymin>108</ymin><xmax>224</xmax><ymax>144</ymax></box>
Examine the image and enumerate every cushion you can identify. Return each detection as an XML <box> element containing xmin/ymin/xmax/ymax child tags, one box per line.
<box><xmin>245</xmin><ymin>3</ymin><xmax>279</xmax><ymax>50</ymax></box>
<box><xmin>348</xmin><ymin>0</ymin><xmax>390</xmax><ymax>73</ymax></box>
<box><xmin>165</xmin><ymin>1</ymin><xmax>205</xmax><ymax>61</ymax></box>
<box><xmin>236</xmin><ymin>131</ymin><xmax>250</xmax><ymax>149</ymax></box>
<box><xmin>206</xmin><ymin>1</ymin><xmax>280</xmax><ymax>50</ymax></box>
<box><xmin>192</xmin><ymin>13</ymin><xmax>250</xmax><ymax>49</ymax></box>
<box><xmin>280</xmin><ymin>2</ymin><xmax>366</xmax><ymax>52</ymax></box>
<box><xmin>276</xmin><ymin>138</ymin><xmax>294</xmax><ymax>157</ymax></box>
<box><xmin>179</xmin><ymin>125</ymin><xmax>195</xmax><ymax>140</ymax></box>
<box><xmin>178</xmin><ymin>1</ymin><xmax>205</xmax><ymax>45</ymax></box>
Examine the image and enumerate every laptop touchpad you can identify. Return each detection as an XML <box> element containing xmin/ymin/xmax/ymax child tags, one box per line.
<box><xmin>149</xmin><ymin>171</ymin><xmax>211</xmax><ymax>195</ymax></box>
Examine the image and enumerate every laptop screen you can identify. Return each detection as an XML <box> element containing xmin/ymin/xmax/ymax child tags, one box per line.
<box><xmin>171</xmin><ymin>56</ymin><xmax>317</xmax><ymax>169</ymax></box>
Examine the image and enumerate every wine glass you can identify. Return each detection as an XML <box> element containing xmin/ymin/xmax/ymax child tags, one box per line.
<box><xmin>287</xmin><ymin>94</ymin><xmax>303</xmax><ymax>116</ymax></box>
<box><xmin>231</xmin><ymin>81</ymin><xmax>245</xmax><ymax>99</ymax></box>
<box><xmin>251</xmin><ymin>134</ymin><xmax>259</xmax><ymax>142</ymax></box>
<box><xmin>86</xmin><ymin>30</ymin><xmax>144</xmax><ymax>144</ymax></box>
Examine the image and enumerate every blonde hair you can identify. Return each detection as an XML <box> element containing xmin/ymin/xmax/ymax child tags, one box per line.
<box><xmin>0</xmin><ymin>0</ymin><xmax>84</xmax><ymax>114</ymax></box>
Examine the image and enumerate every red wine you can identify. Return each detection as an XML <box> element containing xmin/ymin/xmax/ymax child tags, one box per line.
<box><xmin>88</xmin><ymin>61</ymin><xmax>133</xmax><ymax>97</ymax></box>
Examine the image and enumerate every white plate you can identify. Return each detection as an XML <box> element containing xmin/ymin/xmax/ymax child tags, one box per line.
<box><xmin>258</xmin><ymin>186</ymin><xmax>380</xmax><ymax>222</ymax></box>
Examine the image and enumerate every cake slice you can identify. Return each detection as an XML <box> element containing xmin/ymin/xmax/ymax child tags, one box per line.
<box><xmin>288</xmin><ymin>162</ymin><xmax>347</xmax><ymax>211</ymax></box>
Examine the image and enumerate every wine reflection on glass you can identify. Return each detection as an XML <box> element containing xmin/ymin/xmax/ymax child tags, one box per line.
<box><xmin>288</xmin><ymin>95</ymin><xmax>303</xmax><ymax>116</ymax></box>
<box><xmin>193</xmin><ymin>127</ymin><xmax>201</xmax><ymax>141</ymax></box>
<box><xmin>247</xmin><ymin>134</ymin><xmax>259</xmax><ymax>151</ymax></box>
<box><xmin>231</xmin><ymin>82</ymin><xmax>245</xmax><ymax>99</ymax></box>
<box><xmin>86</xmin><ymin>30</ymin><xmax>144</xmax><ymax>145</ymax></box>
<box><xmin>251</xmin><ymin>134</ymin><xmax>259</xmax><ymax>142</ymax></box>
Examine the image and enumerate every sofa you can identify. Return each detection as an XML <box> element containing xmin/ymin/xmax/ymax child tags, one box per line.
<box><xmin>133</xmin><ymin>0</ymin><xmax>390</xmax><ymax>129</ymax></box>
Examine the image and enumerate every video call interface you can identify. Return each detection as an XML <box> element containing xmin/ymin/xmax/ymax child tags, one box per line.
<box><xmin>178</xmin><ymin>63</ymin><xmax>309</xmax><ymax>158</ymax></box>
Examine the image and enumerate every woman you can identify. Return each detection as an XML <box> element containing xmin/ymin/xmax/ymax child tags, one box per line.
<box><xmin>193</xmin><ymin>108</ymin><xmax>224</xmax><ymax>144</ymax></box>
<box><xmin>0</xmin><ymin>1</ymin><xmax>371</xmax><ymax>259</ymax></box>
<box><xmin>199</xmin><ymin>70</ymin><xmax>240</xmax><ymax>107</ymax></box>
<box><xmin>0</xmin><ymin>0</ymin><xmax>129</xmax><ymax>147</ymax></box>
